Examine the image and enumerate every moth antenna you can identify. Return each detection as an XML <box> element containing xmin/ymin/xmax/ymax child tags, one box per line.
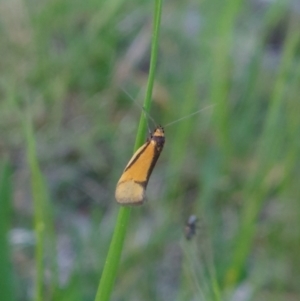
<box><xmin>164</xmin><ymin>104</ymin><xmax>216</xmax><ymax>128</ymax></box>
<box><xmin>120</xmin><ymin>87</ymin><xmax>157</xmax><ymax>132</ymax></box>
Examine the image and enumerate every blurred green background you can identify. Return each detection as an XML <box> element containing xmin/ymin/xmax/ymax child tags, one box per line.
<box><xmin>1</xmin><ymin>0</ymin><xmax>300</xmax><ymax>300</ymax></box>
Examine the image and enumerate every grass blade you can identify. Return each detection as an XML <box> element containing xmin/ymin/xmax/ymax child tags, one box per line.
<box><xmin>224</xmin><ymin>13</ymin><xmax>300</xmax><ymax>288</ymax></box>
<box><xmin>94</xmin><ymin>1</ymin><xmax>163</xmax><ymax>300</ymax></box>
<box><xmin>25</xmin><ymin>114</ymin><xmax>55</xmax><ymax>301</ymax></box>
<box><xmin>0</xmin><ymin>160</ymin><xmax>15</xmax><ymax>301</ymax></box>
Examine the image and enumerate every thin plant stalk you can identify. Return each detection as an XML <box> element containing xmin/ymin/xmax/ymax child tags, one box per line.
<box><xmin>210</xmin><ymin>0</ymin><xmax>242</xmax><ymax>162</ymax></box>
<box><xmin>0</xmin><ymin>160</ymin><xmax>15</xmax><ymax>301</ymax></box>
<box><xmin>224</xmin><ymin>13</ymin><xmax>300</xmax><ymax>288</ymax></box>
<box><xmin>11</xmin><ymin>92</ymin><xmax>58</xmax><ymax>299</ymax></box>
<box><xmin>94</xmin><ymin>1</ymin><xmax>163</xmax><ymax>301</ymax></box>
<box><xmin>25</xmin><ymin>115</ymin><xmax>46</xmax><ymax>301</ymax></box>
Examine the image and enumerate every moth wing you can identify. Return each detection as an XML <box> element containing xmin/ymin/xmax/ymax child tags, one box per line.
<box><xmin>115</xmin><ymin>180</ymin><xmax>145</xmax><ymax>205</ymax></box>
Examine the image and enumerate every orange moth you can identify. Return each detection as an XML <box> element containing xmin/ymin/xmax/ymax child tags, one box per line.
<box><xmin>115</xmin><ymin>125</ymin><xmax>165</xmax><ymax>206</ymax></box>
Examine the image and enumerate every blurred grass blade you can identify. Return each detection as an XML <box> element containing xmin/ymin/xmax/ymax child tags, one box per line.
<box><xmin>94</xmin><ymin>1</ymin><xmax>163</xmax><ymax>300</ymax></box>
<box><xmin>94</xmin><ymin>207</ymin><xmax>131</xmax><ymax>301</ymax></box>
<box><xmin>210</xmin><ymin>0</ymin><xmax>242</xmax><ymax>162</ymax></box>
<box><xmin>25</xmin><ymin>115</ymin><xmax>54</xmax><ymax>301</ymax></box>
<box><xmin>260</xmin><ymin>16</ymin><xmax>300</xmax><ymax>163</ymax></box>
<box><xmin>0</xmin><ymin>160</ymin><xmax>15</xmax><ymax>301</ymax></box>
<box><xmin>224</xmin><ymin>13</ymin><xmax>300</xmax><ymax>288</ymax></box>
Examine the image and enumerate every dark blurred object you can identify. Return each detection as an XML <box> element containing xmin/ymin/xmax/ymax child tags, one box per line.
<box><xmin>265</xmin><ymin>16</ymin><xmax>288</xmax><ymax>54</ymax></box>
<box><xmin>184</xmin><ymin>215</ymin><xmax>198</xmax><ymax>240</ymax></box>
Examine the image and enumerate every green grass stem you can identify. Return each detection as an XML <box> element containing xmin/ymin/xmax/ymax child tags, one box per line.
<box><xmin>163</xmin><ymin>78</ymin><xmax>200</xmax><ymax>208</ymax></box>
<box><xmin>0</xmin><ymin>160</ymin><xmax>15</xmax><ymax>301</ymax></box>
<box><xmin>94</xmin><ymin>1</ymin><xmax>163</xmax><ymax>300</ymax></box>
<box><xmin>260</xmin><ymin>15</ymin><xmax>300</xmax><ymax>161</ymax></box>
<box><xmin>224</xmin><ymin>14</ymin><xmax>300</xmax><ymax>288</ymax></box>
<box><xmin>210</xmin><ymin>0</ymin><xmax>242</xmax><ymax>162</ymax></box>
<box><xmin>25</xmin><ymin>118</ymin><xmax>45</xmax><ymax>301</ymax></box>
<box><xmin>135</xmin><ymin>0</ymin><xmax>163</xmax><ymax>145</ymax></box>
<box><xmin>25</xmin><ymin>114</ymin><xmax>51</xmax><ymax>301</ymax></box>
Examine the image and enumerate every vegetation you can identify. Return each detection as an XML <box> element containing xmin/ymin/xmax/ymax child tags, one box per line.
<box><xmin>0</xmin><ymin>0</ymin><xmax>299</xmax><ymax>300</ymax></box>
